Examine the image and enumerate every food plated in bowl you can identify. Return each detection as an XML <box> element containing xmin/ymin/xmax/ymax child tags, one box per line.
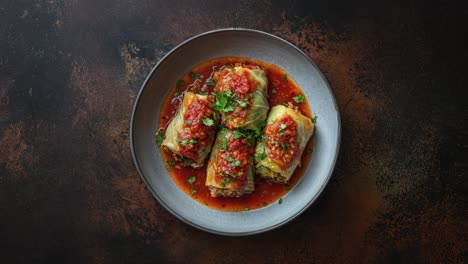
<box><xmin>130</xmin><ymin>29</ymin><xmax>340</xmax><ymax>235</ymax></box>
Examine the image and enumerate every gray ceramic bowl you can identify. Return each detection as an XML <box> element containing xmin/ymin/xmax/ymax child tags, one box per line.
<box><xmin>130</xmin><ymin>28</ymin><xmax>340</xmax><ymax>235</ymax></box>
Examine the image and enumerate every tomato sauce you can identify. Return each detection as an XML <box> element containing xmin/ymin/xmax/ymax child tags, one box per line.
<box><xmin>158</xmin><ymin>57</ymin><xmax>315</xmax><ymax>212</ymax></box>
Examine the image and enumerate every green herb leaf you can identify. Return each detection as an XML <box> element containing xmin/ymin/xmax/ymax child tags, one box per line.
<box><xmin>189</xmin><ymin>139</ymin><xmax>197</xmax><ymax>144</ymax></box>
<box><xmin>186</xmin><ymin>176</ymin><xmax>196</xmax><ymax>184</ymax></box>
<box><xmin>173</xmin><ymin>92</ymin><xmax>180</xmax><ymax>98</ymax></box>
<box><xmin>280</xmin><ymin>124</ymin><xmax>287</xmax><ymax>130</ymax></box>
<box><xmin>280</xmin><ymin>142</ymin><xmax>288</xmax><ymax>149</ymax></box>
<box><xmin>278</xmin><ymin>198</ymin><xmax>283</xmax><ymax>205</ymax></box>
<box><xmin>263</xmin><ymin>202</ymin><xmax>268</xmax><ymax>207</ymax></box>
<box><xmin>221</xmin><ymin>136</ymin><xmax>227</xmax><ymax>150</ymax></box>
<box><xmin>282</xmin><ymin>74</ymin><xmax>288</xmax><ymax>82</ymax></box>
<box><xmin>221</xmin><ymin>177</ymin><xmax>230</xmax><ymax>187</ymax></box>
<box><xmin>237</xmin><ymin>99</ymin><xmax>249</xmax><ymax>108</ymax></box>
<box><xmin>189</xmin><ymin>72</ymin><xmax>201</xmax><ymax>79</ymax></box>
<box><xmin>167</xmin><ymin>161</ymin><xmax>176</xmax><ymax>166</ymax></box>
<box><xmin>254</xmin><ymin>144</ymin><xmax>267</xmax><ymax>162</ymax></box>
<box><xmin>177</xmin><ymin>139</ymin><xmax>189</xmax><ymax>146</ymax></box>
<box><xmin>307</xmin><ymin>148</ymin><xmax>314</xmax><ymax>154</ymax></box>
<box><xmin>155</xmin><ymin>129</ymin><xmax>165</xmax><ymax>146</ymax></box>
<box><xmin>231</xmin><ymin>160</ymin><xmax>241</xmax><ymax>167</ymax></box>
<box><xmin>202</xmin><ymin>117</ymin><xmax>214</xmax><ymax>126</ymax></box>
<box><xmin>279</xmin><ymin>130</ymin><xmax>285</xmax><ymax>136</ymax></box>
<box><xmin>285</xmin><ymin>184</ymin><xmax>291</xmax><ymax>191</ymax></box>
<box><xmin>185</xmin><ymin>120</ymin><xmax>192</xmax><ymax>125</ymax></box>
<box><xmin>213</xmin><ymin>90</ymin><xmax>237</xmax><ymax>113</ymax></box>
<box><xmin>225</xmin><ymin>157</ymin><xmax>234</xmax><ymax>163</ymax></box>
<box><xmin>312</xmin><ymin>115</ymin><xmax>318</xmax><ymax>124</ymax></box>
<box><xmin>200</xmin><ymin>91</ymin><xmax>209</xmax><ymax>95</ymax></box>
<box><xmin>233</xmin><ymin>130</ymin><xmax>244</xmax><ymax>139</ymax></box>
<box><xmin>271</xmin><ymin>89</ymin><xmax>277</xmax><ymax>94</ymax></box>
<box><xmin>244</xmin><ymin>207</ymin><xmax>250</xmax><ymax>211</ymax></box>
<box><xmin>293</xmin><ymin>94</ymin><xmax>304</xmax><ymax>103</ymax></box>
<box><xmin>190</xmin><ymin>189</ymin><xmax>197</xmax><ymax>196</ymax></box>
<box><xmin>176</xmin><ymin>80</ymin><xmax>185</xmax><ymax>88</ymax></box>
<box><xmin>206</xmin><ymin>80</ymin><xmax>216</xmax><ymax>86</ymax></box>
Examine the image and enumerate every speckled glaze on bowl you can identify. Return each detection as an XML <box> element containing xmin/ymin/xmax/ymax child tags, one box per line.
<box><xmin>130</xmin><ymin>28</ymin><xmax>341</xmax><ymax>236</ymax></box>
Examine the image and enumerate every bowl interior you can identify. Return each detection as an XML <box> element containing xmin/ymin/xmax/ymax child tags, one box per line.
<box><xmin>131</xmin><ymin>29</ymin><xmax>340</xmax><ymax>235</ymax></box>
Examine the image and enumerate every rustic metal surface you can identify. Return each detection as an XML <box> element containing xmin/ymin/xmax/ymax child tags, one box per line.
<box><xmin>0</xmin><ymin>0</ymin><xmax>465</xmax><ymax>263</ymax></box>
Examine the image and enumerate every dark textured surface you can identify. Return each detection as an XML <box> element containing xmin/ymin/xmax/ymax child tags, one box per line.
<box><xmin>0</xmin><ymin>0</ymin><xmax>466</xmax><ymax>263</ymax></box>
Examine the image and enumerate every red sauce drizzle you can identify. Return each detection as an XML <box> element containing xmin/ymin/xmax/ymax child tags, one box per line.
<box><xmin>159</xmin><ymin>57</ymin><xmax>314</xmax><ymax>212</ymax></box>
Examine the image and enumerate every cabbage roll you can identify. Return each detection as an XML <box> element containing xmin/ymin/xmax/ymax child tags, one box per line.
<box><xmin>162</xmin><ymin>92</ymin><xmax>219</xmax><ymax>168</ymax></box>
<box><xmin>255</xmin><ymin>105</ymin><xmax>314</xmax><ymax>183</ymax></box>
<box><xmin>205</xmin><ymin>128</ymin><xmax>256</xmax><ymax>197</ymax></box>
<box><xmin>213</xmin><ymin>65</ymin><xmax>269</xmax><ymax>130</ymax></box>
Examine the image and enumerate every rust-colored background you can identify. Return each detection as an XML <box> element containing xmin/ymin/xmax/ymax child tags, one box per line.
<box><xmin>0</xmin><ymin>0</ymin><xmax>465</xmax><ymax>263</ymax></box>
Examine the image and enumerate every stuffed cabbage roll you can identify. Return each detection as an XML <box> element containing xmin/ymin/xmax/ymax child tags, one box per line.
<box><xmin>213</xmin><ymin>65</ymin><xmax>269</xmax><ymax>130</ymax></box>
<box><xmin>205</xmin><ymin>128</ymin><xmax>256</xmax><ymax>197</ymax></box>
<box><xmin>162</xmin><ymin>92</ymin><xmax>218</xmax><ymax>168</ymax></box>
<box><xmin>255</xmin><ymin>105</ymin><xmax>314</xmax><ymax>183</ymax></box>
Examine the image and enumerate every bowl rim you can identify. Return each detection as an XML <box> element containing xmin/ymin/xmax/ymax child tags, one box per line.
<box><xmin>130</xmin><ymin>28</ymin><xmax>341</xmax><ymax>236</ymax></box>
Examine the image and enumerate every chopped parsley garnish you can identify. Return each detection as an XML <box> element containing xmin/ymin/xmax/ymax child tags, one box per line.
<box><xmin>173</xmin><ymin>92</ymin><xmax>180</xmax><ymax>97</ymax></box>
<box><xmin>213</xmin><ymin>90</ymin><xmax>237</xmax><ymax>113</ymax></box>
<box><xmin>202</xmin><ymin>117</ymin><xmax>214</xmax><ymax>126</ymax></box>
<box><xmin>254</xmin><ymin>144</ymin><xmax>267</xmax><ymax>162</ymax></box>
<box><xmin>244</xmin><ymin>208</ymin><xmax>250</xmax><ymax>211</ymax></box>
<box><xmin>280</xmin><ymin>142</ymin><xmax>289</xmax><ymax>149</ymax></box>
<box><xmin>285</xmin><ymin>184</ymin><xmax>291</xmax><ymax>191</ymax></box>
<box><xmin>278</xmin><ymin>198</ymin><xmax>283</xmax><ymax>204</ymax></box>
<box><xmin>233</xmin><ymin>130</ymin><xmax>245</xmax><ymax>139</ymax></box>
<box><xmin>307</xmin><ymin>148</ymin><xmax>314</xmax><ymax>154</ymax></box>
<box><xmin>167</xmin><ymin>161</ymin><xmax>176</xmax><ymax>166</ymax></box>
<box><xmin>263</xmin><ymin>202</ymin><xmax>268</xmax><ymax>207</ymax></box>
<box><xmin>262</xmin><ymin>135</ymin><xmax>268</xmax><ymax>142</ymax></box>
<box><xmin>200</xmin><ymin>91</ymin><xmax>209</xmax><ymax>95</ymax></box>
<box><xmin>236</xmin><ymin>99</ymin><xmax>249</xmax><ymax>108</ymax></box>
<box><xmin>185</xmin><ymin>120</ymin><xmax>192</xmax><ymax>125</ymax></box>
<box><xmin>155</xmin><ymin>129</ymin><xmax>165</xmax><ymax>146</ymax></box>
<box><xmin>176</xmin><ymin>80</ymin><xmax>185</xmax><ymax>88</ymax></box>
<box><xmin>177</xmin><ymin>139</ymin><xmax>197</xmax><ymax>146</ymax></box>
<box><xmin>271</xmin><ymin>89</ymin><xmax>277</xmax><ymax>94</ymax></box>
<box><xmin>221</xmin><ymin>177</ymin><xmax>230</xmax><ymax>187</ymax></box>
<box><xmin>312</xmin><ymin>115</ymin><xmax>318</xmax><ymax>124</ymax></box>
<box><xmin>189</xmin><ymin>72</ymin><xmax>201</xmax><ymax>79</ymax></box>
<box><xmin>220</xmin><ymin>136</ymin><xmax>227</xmax><ymax>150</ymax></box>
<box><xmin>177</xmin><ymin>139</ymin><xmax>189</xmax><ymax>146</ymax></box>
<box><xmin>278</xmin><ymin>123</ymin><xmax>287</xmax><ymax>136</ymax></box>
<box><xmin>205</xmin><ymin>80</ymin><xmax>216</xmax><ymax>86</ymax></box>
<box><xmin>231</xmin><ymin>160</ymin><xmax>241</xmax><ymax>167</ymax></box>
<box><xmin>293</xmin><ymin>94</ymin><xmax>305</xmax><ymax>103</ymax></box>
<box><xmin>282</xmin><ymin>74</ymin><xmax>288</xmax><ymax>82</ymax></box>
<box><xmin>186</xmin><ymin>176</ymin><xmax>196</xmax><ymax>184</ymax></box>
<box><xmin>225</xmin><ymin>157</ymin><xmax>234</xmax><ymax>163</ymax></box>
<box><xmin>190</xmin><ymin>189</ymin><xmax>197</xmax><ymax>196</ymax></box>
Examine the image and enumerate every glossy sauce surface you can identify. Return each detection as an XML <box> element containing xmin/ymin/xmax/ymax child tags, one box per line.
<box><xmin>159</xmin><ymin>57</ymin><xmax>314</xmax><ymax>211</ymax></box>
